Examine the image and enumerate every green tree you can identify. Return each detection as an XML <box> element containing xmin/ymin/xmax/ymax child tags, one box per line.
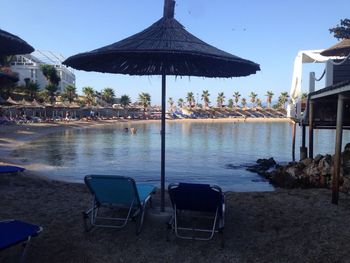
<box><xmin>102</xmin><ymin>87</ymin><xmax>116</xmax><ymax>104</ymax></box>
<box><xmin>40</xmin><ymin>64</ymin><xmax>60</xmax><ymax>104</ymax></box>
<box><xmin>23</xmin><ymin>79</ymin><xmax>40</xmax><ymax>100</ymax></box>
<box><xmin>186</xmin><ymin>92</ymin><xmax>195</xmax><ymax>107</ymax></box>
<box><xmin>45</xmin><ymin>84</ymin><xmax>58</xmax><ymax>104</ymax></box>
<box><xmin>241</xmin><ymin>98</ymin><xmax>247</xmax><ymax>108</ymax></box>
<box><xmin>216</xmin><ymin>92</ymin><xmax>225</xmax><ymax>108</ymax></box>
<box><xmin>168</xmin><ymin>97</ymin><xmax>174</xmax><ymax>109</ymax></box>
<box><xmin>249</xmin><ymin>92</ymin><xmax>258</xmax><ymax>108</ymax></box>
<box><xmin>138</xmin><ymin>92</ymin><xmax>151</xmax><ymax>111</ymax></box>
<box><xmin>265</xmin><ymin>91</ymin><xmax>274</xmax><ymax>108</ymax></box>
<box><xmin>278</xmin><ymin>92</ymin><xmax>289</xmax><ymax>109</ymax></box>
<box><xmin>228</xmin><ymin>98</ymin><xmax>234</xmax><ymax>108</ymax></box>
<box><xmin>40</xmin><ymin>64</ymin><xmax>60</xmax><ymax>86</ymax></box>
<box><xmin>233</xmin><ymin>91</ymin><xmax>241</xmax><ymax>107</ymax></box>
<box><xmin>61</xmin><ymin>84</ymin><xmax>77</xmax><ymax>103</ymax></box>
<box><xmin>178</xmin><ymin>98</ymin><xmax>184</xmax><ymax>107</ymax></box>
<box><xmin>329</xmin><ymin>18</ymin><xmax>350</xmax><ymax>40</ymax></box>
<box><xmin>201</xmin><ymin>90</ymin><xmax>210</xmax><ymax>109</ymax></box>
<box><xmin>82</xmin><ymin>86</ymin><xmax>95</xmax><ymax>106</ymax></box>
<box><xmin>120</xmin><ymin>94</ymin><xmax>131</xmax><ymax>107</ymax></box>
<box><xmin>256</xmin><ymin>98</ymin><xmax>262</xmax><ymax>108</ymax></box>
<box><xmin>301</xmin><ymin>92</ymin><xmax>308</xmax><ymax>100</ymax></box>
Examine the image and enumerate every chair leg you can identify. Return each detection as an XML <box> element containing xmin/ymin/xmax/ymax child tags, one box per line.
<box><xmin>20</xmin><ymin>237</ymin><xmax>31</xmax><ymax>263</ymax></box>
<box><xmin>219</xmin><ymin>228</ymin><xmax>225</xmax><ymax>249</ymax></box>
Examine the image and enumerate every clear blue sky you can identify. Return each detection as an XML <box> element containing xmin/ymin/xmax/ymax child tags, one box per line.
<box><xmin>1</xmin><ymin>0</ymin><xmax>348</xmax><ymax>105</ymax></box>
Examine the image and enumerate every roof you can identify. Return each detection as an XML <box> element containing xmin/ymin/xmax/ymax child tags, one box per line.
<box><xmin>309</xmin><ymin>80</ymin><xmax>350</xmax><ymax>100</ymax></box>
<box><xmin>64</xmin><ymin>16</ymin><xmax>260</xmax><ymax>77</ymax></box>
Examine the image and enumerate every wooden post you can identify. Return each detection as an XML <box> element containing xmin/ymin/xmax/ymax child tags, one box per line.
<box><xmin>300</xmin><ymin>124</ymin><xmax>307</xmax><ymax>160</ymax></box>
<box><xmin>292</xmin><ymin>121</ymin><xmax>296</xmax><ymax>161</ymax></box>
<box><xmin>308</xmin><ymin>101</ymin><xmax>314</xmax><ymax>159</ymax></box>
<box><xmin>332</xmin><ymin>94</ymin><xmax>344</xmax><ymax>205</ymax></box>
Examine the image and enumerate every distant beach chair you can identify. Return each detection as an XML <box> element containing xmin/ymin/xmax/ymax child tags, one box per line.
<box><xmin>167</xmin><ymin>182</ymin><xmax>225</xmax><ymax>247</ymax></box>
<box><xmin>0</xmin><ymin>165</ymin><xmax>25</xmax><ymax>174</ymax></box>
<box><xmin>83</xmin><ymin>175</ymin><xmax>156</xmax><ymax>234</ymax></box>
<box><xmin>0</xmin><ymin>219</ymin><xmax>43</xmax><ymax>262</ymax></box>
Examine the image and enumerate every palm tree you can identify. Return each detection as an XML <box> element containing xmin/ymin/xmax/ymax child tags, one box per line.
<box><xmin>120</xmin><ymin>94</ymin><xmax>131</xmax><ymax>107</ymax></box>
<box><xmin>265</xmin><ymin>91</ymin><xmax>274</xmax><ymax>108</ymax></box>
<box><xmin>40</xmin><ymin>64</ymin><xmax>60</xmax><ymax>86</ymax></box>
<box><xmin>186</xmin><ymin>92</ymin><xmax>195</xmax><ymax>107</ymax></box>
<box><xmin>138</xmin><ymin>92</ymin><xmax>151</xmax><ymax>112</ymax></box>
<box><xmin>82</xmin><ymin>86</ymin><xmax>95</xmax><ymax>106</ymax></box>
<box><xmin>45</xmin><ymin>84</ymin><xmax>58</xmax><ymax>104</ymax></box>
<box><xmin>178</xmin><ymin>98</ymin><xmax>184</xmax><ymax>108</ymax></box>
<box><xmin>249</xmin><ymin>92</ymin><xmax>258</xmax><ymax>108</ymax></box>
<box><xmin>233</xmin><ymin>91</ymin><xmax>241</xmax><ymax>107</ymax></box>
<box><xmin>102</xmin><ymin>87</ymin><xmax>116</xmax><ymax>104</ymax></box>
<box><xmin>168</xmin><ymin>97</ymin><xmax>174</xmax><ymax>109</ymax></box>
<box><xmin>62</xmin><ymin>84</ymin><xmax>77</xmax><ymax>103</ymax></box>
<box><xmin>40</xmin><ymin>64</ymin><xmax>60</xmax><ymax>104</ymax></box>
<box><xmin>256</xmin><ymin>98</ymin><xmax>262</xmax><ymax>108</ymax></box>
<box><xmin>23</xmin><ymin>79</ymin><xmax>40</xmax><ymax>100</ymax></box>
<box><xmin>217</xmin><ymin>92</ymin><xmax>225</xmax><ymax>108</ymax></box>
<box><xmin>228</xmin><ymin>98</ymin><xmax>234</xmax><ymax>108</ymax></box>
<box><xmin>201</xmin><ymin>90</ymin><xmax>210</xmax><ymax>109</ymax></box>
<box><xmin>279</xmin><ymin>92</ymin><xmax>289</xmax><ymax>109</ymax></box>
<box><xmin>301</xmin><ymin>92</ymin><xmax>308</xmax><ymax>100</ymax></box>
<box><xmin>241</xmin><ymin>98</ymin><xmax>247</xmax><ymax>108</ymax></box>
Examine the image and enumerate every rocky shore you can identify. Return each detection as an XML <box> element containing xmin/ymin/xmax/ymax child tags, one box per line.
<box><xmin>248</xmin><ymin>143</ymin><xmax>350</xmax><ymax>192</ymax></box>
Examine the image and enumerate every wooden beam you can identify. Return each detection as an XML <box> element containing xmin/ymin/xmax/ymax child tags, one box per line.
<box><xmin>292</xmin><ymin>121</ymin><xmax>296</xmax><ymax>161</ymax></box>
<box><xmin>300</xmin><ymin>124</ymin><xmax>307</xmax><ymax>160</ymax></box>
<box><xmin>308</xmin><ymin>101</ymin><xmax>314</xmax><ymax>158</ymax></box>
<box><xmin>332</xmin><ymin>94</ymin><xmax>345</xmax><ymax>204</ymax></box>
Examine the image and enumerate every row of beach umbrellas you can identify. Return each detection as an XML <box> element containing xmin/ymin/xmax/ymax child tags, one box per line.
<box><xmin>1</xmin><ymin>0</ymin><xmax>350</xmax><ymax>211</ymax></box>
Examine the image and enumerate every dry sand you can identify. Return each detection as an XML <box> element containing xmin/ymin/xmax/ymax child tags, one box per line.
<box><xmin>2</xmin><ymin>119</ymin><xmax>350</xmax><ymax>263</ymax></box>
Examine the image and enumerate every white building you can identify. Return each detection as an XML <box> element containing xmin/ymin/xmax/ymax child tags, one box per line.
<box><xmin>10</xmin><ymin>50</ymin><xmax>75</xmax><ymax>92</ymax></box>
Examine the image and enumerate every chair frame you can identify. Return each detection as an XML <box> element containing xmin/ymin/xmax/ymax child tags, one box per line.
<box><xmin>0</xmin><ymin>219</ymin><xmax>43</xmax><ymax>263</ymax></box>
<box><xmin>167</xmin><ymin>183</ymin><xmax>225</xmax><ymax>246</ymax></box>
<box><xmin>83</xmin><ymin>175</ymin><xmax>155</xmax><ymax>234</ymax></box>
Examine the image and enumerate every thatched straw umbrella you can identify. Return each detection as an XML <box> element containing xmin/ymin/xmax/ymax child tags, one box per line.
<box><xmin>64</xmin><ymin>0</ymin><xmax>260</xmax><ymax>211</ymax></box>
<box><xmin>320</xmin><ymin>39</ymin><xmax>350</xmax><ymax>57</ymax></box>
<box><xmin>0</xmin><ymin>28</ymin><xmax>34</xmax><ymax>56</ymax></box>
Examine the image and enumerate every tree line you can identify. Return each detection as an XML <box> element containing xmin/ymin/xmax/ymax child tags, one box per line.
<box><xmin>168</xmin><ymin>91</ymin><xmax>308</xmax><ymax>110</ymax></box>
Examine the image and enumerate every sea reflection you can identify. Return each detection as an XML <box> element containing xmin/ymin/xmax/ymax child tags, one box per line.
<box><xmin>15</xmin><ymin>122</ymin><xmax>350</xmax><ymax>192</ymax></box>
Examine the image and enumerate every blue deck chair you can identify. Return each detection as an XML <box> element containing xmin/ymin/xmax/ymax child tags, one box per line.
<box><xmin>0</xmin><ymin>165</ymin><xmax>25</xmax><ymax>174</ymax></box>
<box><xmin>83</xmin><ymin>175</ymin><xmax>156</xmax><ymax>234</ymax></box>
<box><xmin>167</xmin><ymin>183</ymin><xmax>225</xmax><ymax>247</ymax></box>
<box><xmin>0</xmin><ymin>220</ymin><xmax>42</xmax><ymax>263</ymax></box>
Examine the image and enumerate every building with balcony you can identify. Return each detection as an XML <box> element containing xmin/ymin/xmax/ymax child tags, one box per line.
<box><xmin>10</xmin><ymin>50</ymin><xmax>75</xmax><ymax>92</ymax></box>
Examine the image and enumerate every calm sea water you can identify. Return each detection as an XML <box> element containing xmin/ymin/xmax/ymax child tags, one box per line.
<box><xmin>13</xmin><ymin>121</ymin><xmax>350</xmax><ymax>192</ymax></box>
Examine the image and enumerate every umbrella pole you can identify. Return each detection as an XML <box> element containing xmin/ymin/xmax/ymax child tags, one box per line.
<box><xmin>161</xmin><ymin>74</ymin><xmax>166</xmax><ymax>212</ymax></box>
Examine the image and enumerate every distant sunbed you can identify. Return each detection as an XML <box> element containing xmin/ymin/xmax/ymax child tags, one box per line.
<box><xmin>0</xmin><ymin>165</ymin><xmax>25</xmax><ymax>174</ymax></box>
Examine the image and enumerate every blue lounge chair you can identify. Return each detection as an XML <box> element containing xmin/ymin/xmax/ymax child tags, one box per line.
<box><xmin>167</xmin><ymin>183</ymin><xmax>225</xmax><ymax>247</ymax></box>
<box><xmin>0</xmin><ymin>220</ymin><xmax>42</xmax><ymax>262</ymax></box>
<box><xmin>83</xmin><ymin>175</ymin><xmax>156</xmax><ymax>234</ymax></box>
<box><xmin>0</xmin><ymin>165</ymin><xmax>25</xmax><ymax>174</ymax></box>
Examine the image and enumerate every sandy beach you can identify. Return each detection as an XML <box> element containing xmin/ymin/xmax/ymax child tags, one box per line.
<box><xmin>2</xmin><ymin>118</ymin><xmax>350</xmax><ymax>263</ymax></box>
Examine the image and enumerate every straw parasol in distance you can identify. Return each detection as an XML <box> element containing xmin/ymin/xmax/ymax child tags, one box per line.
<box><xmin>64</xmin><ymin>0</ymin><xmax>260</xmax><ymax>211</ymax></box>
<box><xmin>0</xmin><ymin>28</ymin><xmax>34</xmax><ymax>56</ymax></box>
<box><xmin>320</xmin><ymin>38</ymin><xmax>350</xmax><ymax>57</ymax></box>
